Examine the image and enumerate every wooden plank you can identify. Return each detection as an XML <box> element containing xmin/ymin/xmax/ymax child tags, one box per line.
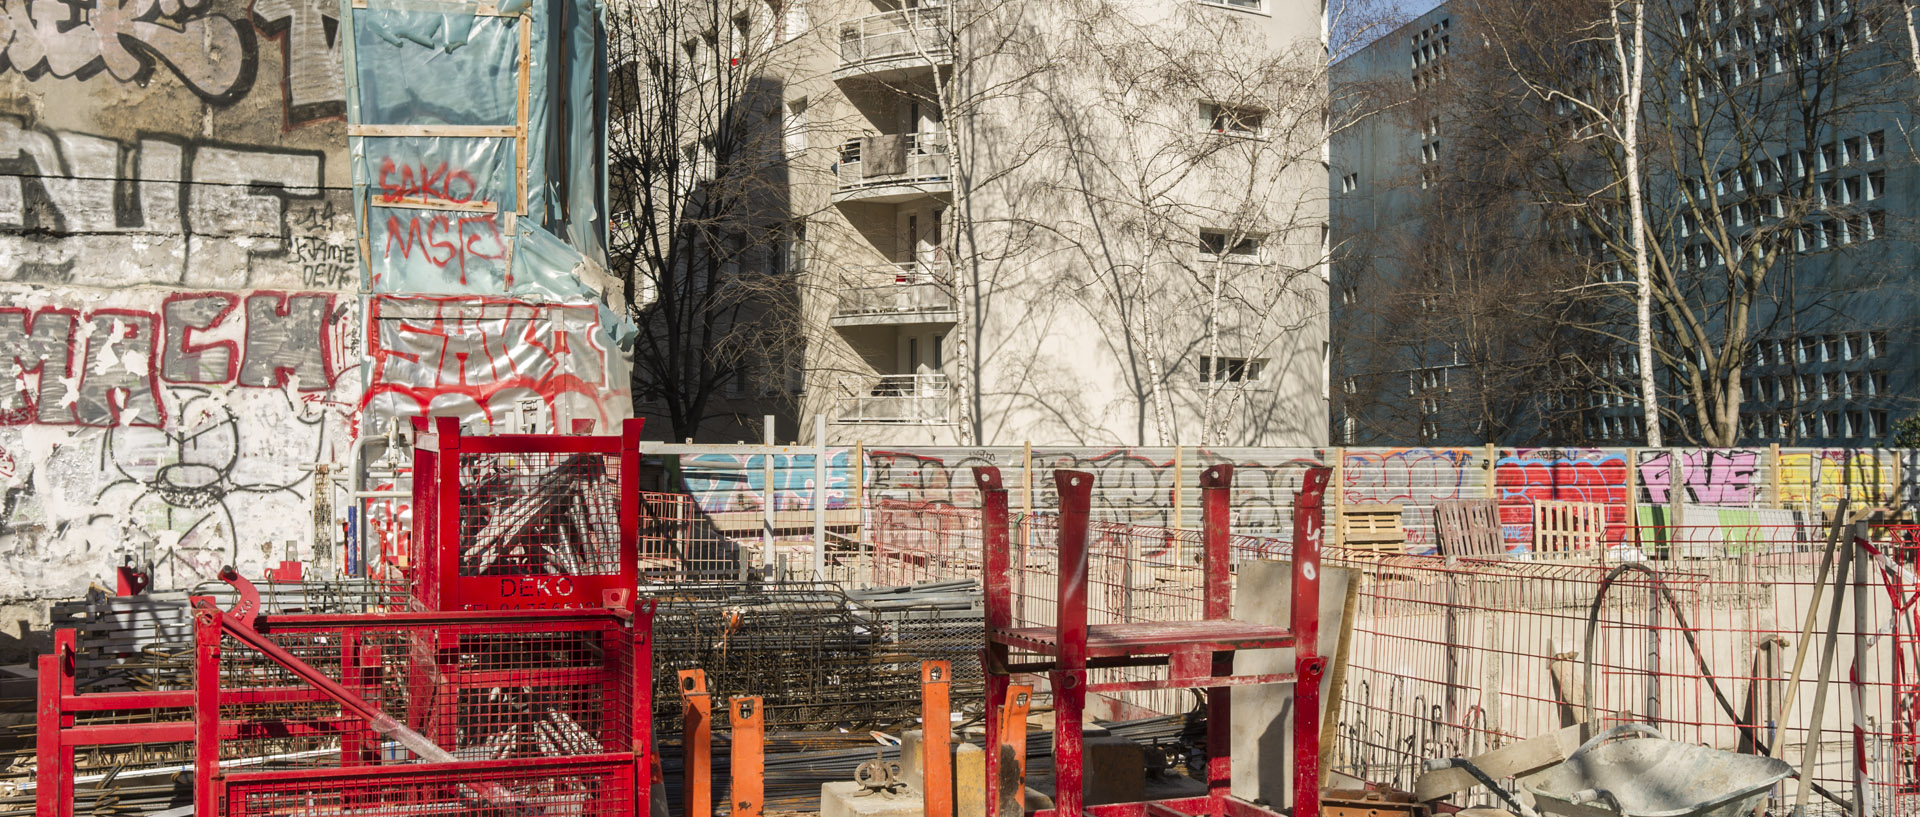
<box><xmin>349</xmin><ymin>124</ymin><xmax>518</xmax><ymax>138</ymax></box>
<box><xmin>1413</xmin><ymin>723</ymin><xmax>1587</xmax><ymax>801</ymax></box>
<box><xmin>515</xmin><ymin>13</ymin><xmax>532</xmax><ymax>215</ymax></box>
<box><xmin>372</xmin><ymin>196</ymin><xmax>502</xmax><ymax>213</ymax></box>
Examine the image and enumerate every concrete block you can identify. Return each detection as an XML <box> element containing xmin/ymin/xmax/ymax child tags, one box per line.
<box><xmin>900</xmin><ymin>729</ymin><xmax>927</xmax><ymax>790</ymax></box>
<box><xmin>822</xmin><ymin>781</ymin><xmax>924</xmax><ymax>817</ymax></box>
<box><xmin>956</xmin><ymin>743</ymin><xmax>985</xmax><ymax>817</ymax></box>
<box><xmin>1082</xmin><ymin>735</ymin><xmax>1145</xmax><ymax>806</ymax></box>
<box><xmin>1230</xmin><ymin>559</ymin><xmax>1356</xmax><ymax>808</ymax></box>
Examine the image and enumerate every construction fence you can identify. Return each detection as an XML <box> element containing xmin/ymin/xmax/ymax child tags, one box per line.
<box><xmin>860</xmin><ymin>486</ymin><xmax>1920</xmax><ymax>817</ymax></box>
<box><xmin>344</xmin><ymin>444</ymin><xmax>1916</xmax><ymax>586</ymax></box>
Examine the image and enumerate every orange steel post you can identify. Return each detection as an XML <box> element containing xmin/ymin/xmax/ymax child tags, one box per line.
<box><xmin>730</xmin><ymin>696</ymin><xmax>765</xmax><ymax>817</ymax></box>
<box><xmin>681</xmin><ymin>670</ymin><xmax>713</xmax><ymax>817</ymax></box>
<box><xmin>997</xmin><ymin>684</ymin><xmax>1033</xmax><ymax>817</ymax></box>
<box><xmin>922</xmin><ymin>661</ymin><xmax>954</xmax><ymax>817</ymax></box>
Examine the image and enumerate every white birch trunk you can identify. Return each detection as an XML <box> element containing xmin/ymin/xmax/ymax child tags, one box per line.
<box><xmin>1616</xmin><ymin>0</ymin><xmax>1660</xmax><ymax>446</ymax></box>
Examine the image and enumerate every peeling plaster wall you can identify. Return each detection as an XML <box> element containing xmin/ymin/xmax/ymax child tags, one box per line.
<box><xmin>0</xmin><ymin>0</ymin><xmax>358</xmax><ymax>638</ymax></box>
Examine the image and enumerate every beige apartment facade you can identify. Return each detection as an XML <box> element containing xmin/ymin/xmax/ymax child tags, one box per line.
<box><xmin>626</xmin><ymin>0</ymin><xmax>1335</xmax><ymax>445</ymax></box>
<box><xmin>789</xmin><ymin>0</ymin><xmax>1333</xmax><ymax>447</ymax></box>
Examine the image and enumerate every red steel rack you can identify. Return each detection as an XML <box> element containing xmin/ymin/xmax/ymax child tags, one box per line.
<box><xmin>978</xmin><ymin>463</ymin><xmax>1332</xmax><ymax>817</ymax></box>
<box><xmin>410</xmin><ymin>416</ymin><xmax>644</xmax><ymax>612</ymax></box>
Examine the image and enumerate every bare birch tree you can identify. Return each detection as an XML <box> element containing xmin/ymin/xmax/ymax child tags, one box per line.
<box><xmin>1463</xmin><ymin>0</ymin><xmax>1908</xmax><ymax>446</ymax></box>
<box><xmin>1008</xmin><ymin>0</ymin><xmax>1398</xmax><ymax>445</ymax></box>
<box><xmin>606</xmin><ymin>0</ymin><xmax>831</xmax><ymax>439</ymax></box>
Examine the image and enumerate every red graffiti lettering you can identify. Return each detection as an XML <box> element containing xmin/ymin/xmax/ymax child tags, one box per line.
<box><xmin>362</xmin><ymin>295</ymin><xmax>627</xmax><ymax>430</ymax></box>
<box><xmin>376</xmin><ymin>158</ymin><xmax>491</xmax><ymax>207</ymax></box>
<box><xmin>381</xmin><ymin>214</ymin><xmax>508</xmax><ymax>284</ymax></box>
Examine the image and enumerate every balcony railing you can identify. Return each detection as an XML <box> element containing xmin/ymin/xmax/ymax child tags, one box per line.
<box><xmin>838</xmin><ymin>7</ymin><xmax>950</xmax><ymax>68</ymax></box>
<box><xmin>836</xmin><ymin>373</ymin><xmax>953</xmax><ymax>424</ymax></box>
<box><xmin>834</xmin><ymin>281</ymin><xmax>956</xmax><ymax>319</ymax></box>
<box><xmin>836</xmin><ymin>133</ymin><xmax>951</xmax><ymax>191</ymax></box>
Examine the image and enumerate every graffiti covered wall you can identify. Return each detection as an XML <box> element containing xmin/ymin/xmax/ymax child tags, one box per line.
<box><xmin>0</xmin><ymin>0</ymin><xmax>358</xmax><ymax>613</ymax></box>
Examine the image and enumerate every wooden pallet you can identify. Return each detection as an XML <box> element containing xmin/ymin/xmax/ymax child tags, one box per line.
<box><xmin>1433</xmin><ymin>499</ymin><xmax>1504</xmax><ymax>559</ymax></box>
<box><xmin>1532</xmin><ymin>500</ymin><xmax>1607</xmax><ymax>557</ymax></box>
<box><xmin>1338</xmin><ymin>503</ymin><xmax>1405</xmax><ymax>554</ymax></box>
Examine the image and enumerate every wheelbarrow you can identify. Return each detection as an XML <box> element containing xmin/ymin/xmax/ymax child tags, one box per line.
<box><xmin>1518</xmin><ymin>724</ymin><xmax>1794</xmax><ymax>817</ymax></box>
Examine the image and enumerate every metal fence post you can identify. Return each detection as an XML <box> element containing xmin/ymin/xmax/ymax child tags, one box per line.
<box><xmin>762</xmin><ymin>416</ymin><xmax>775</xmax><ymax>577</ymax></box>
<box><xmin>814</xmin><ymin>415</ymin><xmax>828</xmax><ymax>580</ymax></box>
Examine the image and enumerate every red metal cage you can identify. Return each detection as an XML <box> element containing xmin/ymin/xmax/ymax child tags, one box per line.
<box><xmin>411</xmin><ymin>416</ymin><xmax>644</xmax><ymax>611</ymax></box>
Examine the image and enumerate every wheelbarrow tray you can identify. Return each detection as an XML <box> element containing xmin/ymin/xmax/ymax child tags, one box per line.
<box><xmin>1520</xmin><ymin>738</ymin><xmax>1793</xmax><ymax>817</ymax></box>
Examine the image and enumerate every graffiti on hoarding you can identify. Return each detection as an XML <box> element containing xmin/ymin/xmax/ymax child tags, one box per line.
<box><xmin>363</xmin><ymin>295</ymin><xmax>622</xmax><ymax>430</ymax></box>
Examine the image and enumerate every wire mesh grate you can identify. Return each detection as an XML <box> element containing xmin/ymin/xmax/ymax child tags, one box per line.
<box><xmin>456</xmin><ymin>451</ymin><xmax>625</xmax><ymax>578</ymax></box>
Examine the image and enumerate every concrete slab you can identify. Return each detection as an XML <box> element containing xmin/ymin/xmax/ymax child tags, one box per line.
<box><xmin>1230</xmin><ymin>559</ymin><xmax>1355</xmax><ymax>808</ymax></box>
<box><xmin>822</xmin><ymin>781</ymin><xmax>924</xmax><ymax>817</ymax></box>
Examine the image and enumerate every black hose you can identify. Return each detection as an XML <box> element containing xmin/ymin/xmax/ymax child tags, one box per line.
<box><xmin>1581</xmin><ymin>561</ymin><xmax>1852</xmax><ymax>812</ymax></box>
<box><xmin>1425</xmin><ymin>758</ymin><xmax>1537</xmax><ymax>817</ymax></box>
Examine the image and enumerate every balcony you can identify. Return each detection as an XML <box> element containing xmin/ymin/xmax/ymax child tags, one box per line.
<box><xmin>833</xmin><ymin>133</ymin><xmax>952</xmax><ymax>203</ymax></box>
<box><xmin>836</xmin><ymin>7</ymin><xmax>950</xmax><ymax>79</ymax></box>
<box><xmin>829</xmin><ymin>264</ymin><xmax>957</xmax><ymax>328</ymax></box>
<box><xmin>836</xmin><ymin>373</ymin><xmax>953</xmax><ymax>425</ymax></box>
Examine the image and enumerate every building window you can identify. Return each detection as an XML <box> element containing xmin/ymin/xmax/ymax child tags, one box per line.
<box><xmin>1871</xmin><ymin>410</ymin><xmax>1888</xmax><ymax>438</ymax></box>
<box><xmin>1200</xmin><ymin>0</ymin><xmax>1262</xmax><ymax>10</ymax></box>
<box><xmin>777</xmin><ymin>0</ymin><xmax>808</xmax><ymax>43</ymax></box>
<box><xmin>784</xmin><ymin>98</ymin><xmax>809</xmax><ymax>159</ymax></box>
<box><xmin>1340</xmin><ymin>172</ymin><xmax>1359</xmax><ymax>193</ymax></box>
<box><xmin>1200</xmin><ymin>356</ymin><xmax>1265</xmax><ymax>383</ymax></box>
<box><xmin>1199</xmin><ymin>230</ymin><xmax>1261</xmax><ymax>262</ymax></box>
<box><xmin>1203</xmin><ymin>102</ymin><xmax>1265</xmax><ymax>136</ymax></box>
<box><xmin>933</xmin><ymin>333</ymin><xmax>944</xmax><ymax>367</ymax></box>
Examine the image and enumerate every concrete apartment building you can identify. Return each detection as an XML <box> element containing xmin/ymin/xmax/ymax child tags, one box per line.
<box><xmin>781</xmin><ymin>0</ymin><xmax>1335</xmax><ymax>446</ymax></box>
<box><xmin>1329</xmin><ymin>1</ymin><xmax>1920</xmax><ymax>447</ymax></box>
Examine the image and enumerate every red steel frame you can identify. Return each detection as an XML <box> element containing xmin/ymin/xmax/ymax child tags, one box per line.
<box><xmin>979</xmin><ymin>464</ymin><xmax>1330</xmax><ymax>817</ymax></box>
<box><xmin>37</xmin><ymin>568</ymin><xmax>657</xmax><ymax>817</ymax></box>
<box><xmin>411</xmin><ymin>415</ymin><xmax>644</xmax><ymax>612</ymax></box>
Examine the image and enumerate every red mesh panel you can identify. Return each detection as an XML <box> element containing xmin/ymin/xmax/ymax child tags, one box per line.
<box><xmin>224</xmin><ymin>758</ymin><xmax>637</xmax><ymax>817</ymax></box>
<box><xmin>217</xmin><ymin>617</ymin><xmax>637</xmax><ymax>770</ymax></box>
<box><xmin>411</xmin><ymin>418</ymin><xmax>641</xmax><ymax>611</ymax></box>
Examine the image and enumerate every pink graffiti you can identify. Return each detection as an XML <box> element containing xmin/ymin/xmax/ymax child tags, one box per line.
<box><xmin>1638</xmin><ymin>449</ymin><xmax>1761</xmax><ymax>505</ymax></box>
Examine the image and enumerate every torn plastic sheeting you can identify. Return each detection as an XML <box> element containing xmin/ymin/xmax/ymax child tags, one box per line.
<box><xmin>520</xmin><ymin>0</ymin><xmax>607</xmax><ymax>269</ymax></box>
<box><xmin>356</xmin><ymin>135</ymin><xmax>517</xmax><ymax>209</ymax></box>
<box><xmin>365</xmin><ymin>203</ymin><xmax>513</xmax><ymax>291</ymax></box>
<box><xmin>564</xmin><ymin>0</ymin><xmax>608</xmax><ymax>267</ymax></box>
<box><xmin>363</xmin><ymin>204</ymin><xmax>622</xmax><ymax>318</ymax></box>
<box><xmin>363</xmin><ymin>294</ymin><xmax>633</xmax><ymax>433</ymax></box>
<box><xmin>352</xmin><ymin>9</ymin><xmax>518</xmax><ymax>126</ymax></box>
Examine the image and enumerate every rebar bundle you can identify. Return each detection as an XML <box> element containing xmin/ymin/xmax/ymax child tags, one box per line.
<box><xmin>646</xmin><ymin>580</ymin><xmax>984</xmax><ymax>736</ymax></box>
